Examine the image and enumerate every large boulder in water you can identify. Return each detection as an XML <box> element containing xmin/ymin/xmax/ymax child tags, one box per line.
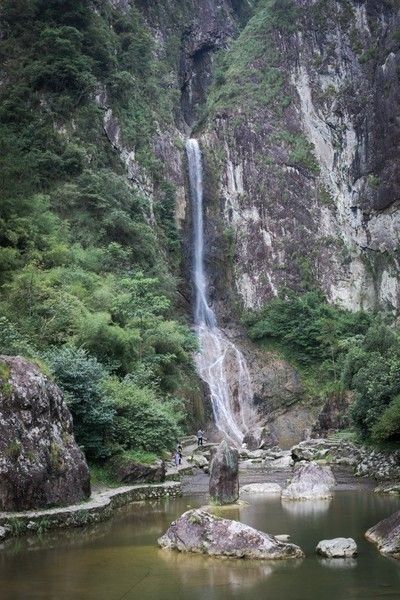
<box><xmin>0</xmin><ymin>356</ymin><xmax>90</xmax><ymax>511</ymax></box>
<box><xmin>281</xmin><ymin>461</ymin><xmax>335</xmax><ymax>501</ymax></box>
<box><xmin>366</xmin><ymin>510</ymin><xmax>400</xmax><ymax>559</ymax></box>
<box><xmin>316</xmin><ymin>538</ymin><xmax>358</xmax><ymax>558</ymax></box>
<box><xmin>209</xmin><ymin>440</ymin><xmax>239</xmax><ymax>504</ymax></box>
<box><xmin>158</xmin><ymin>509</ymin><xmax>304</xmax><ymax>559</ymax></box>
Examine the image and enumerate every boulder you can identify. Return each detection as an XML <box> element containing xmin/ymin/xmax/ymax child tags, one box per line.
<box><xmin>240</xmin><ymin>483</ymin><xmax>282</xmax><ymax>497</ymax></box>
<box><xmin>209</xmin><ymin>440</ymin><xmax>239</xmax><ymax>504</ymax></box>
<box><xmin>281</xmin><ymin>461</ymin><xmax>335</xmax><ymax>501</ymax></box>
<box><xmin>265</xmin><ymin>452</ymin><xmax>293</xmax><ymax>469</ymax></box>
<box><xmin>316</xmin><ymin>538</ymin><xmax>358</xmax><ymax>558</ymax></box>
<box><xmin>242</xmin><ymin>432</ymin><xmax>259</xmax><ymax>451</ymax></box>
<box><xmin>158</xmin><ymin>509</ymin><xmax>304</xmax><ymax>559</ymax></box>
<box><xmin>109</xmin><ymin>456</ymin><xmax>165</xmax><ymax>484</ymax></box>
<box><xmin>0</xmin><ymin>356</ymin><xmax>90</xmax><ymax>511</ymax></box>
<box><xmin>365</xmin><ymin>510</ymin><xmax>400</xmax><ymax>559</ymax></box>
<box><xmin>0</xmin><ymin>526</ymin><xmax>7</xmax><ymax>541</ymax></box>
<box><xmin>189</xmin><ymin>454</ymin><xmax>208</xmax><ymax>469</ymax></box>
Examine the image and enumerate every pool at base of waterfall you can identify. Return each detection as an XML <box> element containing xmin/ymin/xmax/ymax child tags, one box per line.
<box><xmin>0</xmin><ymin>490</ymin><xmax>399</xmax><ymax>599</ymax></box>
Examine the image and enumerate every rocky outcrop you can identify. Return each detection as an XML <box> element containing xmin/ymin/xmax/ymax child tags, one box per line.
<box><xmin>282</xmin><ymin>461</ymin><xmax>335</xmax><ymax>501</ymax></box>
<box><xmin>239</xmin><ymin>483</ymin><xmax>282</xmax><ymax>497</ymax></box>
<box><xmin>108</xmin><ymin>456</ymin><xmax>166</xmax><ymax>484</ymax></box>
<box><xmin>356</xmin><ymin>449</ymin><xmax>400</xmax><ymax>481</ymax></box>
<box><xmin>366</xmin><ymin>510</ymin><xmax>400</xmax><ymax>559</ymax></box>
<box><xmin>209</xmin><ymin>440</ymin><xmax>239</xmax><ymax>504</ymax></box>
<box><xmin>0</xmin><ymin>356</ymin><xmax>90</xmax><ymax>511</ymax></box>
<box><xmin>316</xmin><ymin>538</ymin><xmax>358</xmax><ymax>558</ymax></box>
<box><xmin>158</xmin><ymin>508</ymin><xmax>304</xmax><ymax>559</ymax></box>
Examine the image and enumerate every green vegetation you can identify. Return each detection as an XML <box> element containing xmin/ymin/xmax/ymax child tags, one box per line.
<box><xmin>206</xmin><ymin>0</ymin><xmax>299</xmax><ymax>116</ymax></box>
<box><xmin>245</xmin><ymin>292</ymin><xmax>400</xmax><ymax>443</ymax></box>
<box><xmin>273</xmin><ymin>131</ymin><xmax>320</xmax><ymax>174</ymax></box>
<box><xmin>0</xmin><ymin>0</ymin><xmax>197</xmax><ymax>465</ymax></box>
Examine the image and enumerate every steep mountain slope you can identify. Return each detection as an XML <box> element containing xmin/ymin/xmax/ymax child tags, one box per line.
<box><xmin>1</xmin><ymin>0</ymin><xmax>399</xmax><ymax>454</ymax></box>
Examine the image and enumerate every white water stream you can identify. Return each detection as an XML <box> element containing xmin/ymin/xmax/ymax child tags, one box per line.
<box><xmin>186</xmin><ymin>138</ymin><xmax>257</xmax><ymax>447</ymax></box>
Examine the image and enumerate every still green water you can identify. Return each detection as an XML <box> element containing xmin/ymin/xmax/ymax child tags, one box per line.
<box><xmin>0</xmin><ymin>491</ymin><xmax>399</xmax><ymax>600</ymax></box>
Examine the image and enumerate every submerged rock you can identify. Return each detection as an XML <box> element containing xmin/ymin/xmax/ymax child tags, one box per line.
<box><xmin>316</xmin><ymin>538</ymin><xmax>358</xmax><ymax>558</ymax></box>
<box><xmin>158</xmin><ymin>509</ymin><xmax>304</xmax><ymax>559</ymax></box>
<box><xmin>240</xmin><ymin>483</ymin><xmax>282</xmax><ymax>497</ymax></box>
<box><xmin>281</xmin><ymin>461</ymin><xmax>335</xmax><ymax>501</ymax></box>
<box><xmin>0</xmin><ymin>355</ymin><xmax>90</xmax><ymax>511</ymax></box>
<box><xmin>366</xmin><ymin>510</ymin><xmax>400</xmax><ymax>559</ymax></box>
<box><xmin>209</xmin><ymin>440</ymin><xmax>239</xmax><ymax>504</ymax></box>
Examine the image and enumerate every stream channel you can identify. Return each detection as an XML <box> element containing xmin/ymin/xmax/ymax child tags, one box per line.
<box><xmin>0</xmin><ymin>486</ymin><xmax>399</xmax><ymax>599</ymax></box>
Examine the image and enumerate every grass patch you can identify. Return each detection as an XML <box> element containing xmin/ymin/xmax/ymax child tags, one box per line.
<box><xmin>117</xmin><ymin>450</ymin><xmax>159</xmax><ymax>465</ymax></box>
<box><xmin>89</xmin><ymin>465</ymin><xmax>121</xmax><ymax>488</ymax></box>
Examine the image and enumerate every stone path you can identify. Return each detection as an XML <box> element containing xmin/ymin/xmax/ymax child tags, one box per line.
<box><xmin>0</xmin><ymin>481</ymin><xmax>181</xmax><ymax>538</ymax></box>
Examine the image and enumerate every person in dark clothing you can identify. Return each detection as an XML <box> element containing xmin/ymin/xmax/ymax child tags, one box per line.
<box><xmin>197</xmin><ymin>429</ymin><xmax>204</xmax><ymax>446</ymax></box>
<box><xmin>176</xmin><ymin>442</ymin><xmax>182</xmax><ymax>464</ymax></box>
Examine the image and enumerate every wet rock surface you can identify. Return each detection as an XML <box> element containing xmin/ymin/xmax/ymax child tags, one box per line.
<box><xmin>282</xmin><ymin>462</ymin><xmax>335</xmax><ymax>501</ymax></box>
<box><xmin>0</xmin><ymin>356</ymin><xmax>90</xmax><ymax>511</ymax></box>
<box><xmin>158</xmin><ymin>508</ymin><xmax>304</xmax><ymax>559</ymax></box>
<box><xmin>209</xmin><ymin>440</ymin><xmax>239</xmax><ymax>504</ymax></box>
<box><xmin>316</xmin><ymin>538</ymin><xmax>358</xmax><ymax>558</ymax></box>
<box><xmin>366</xmin><ymin>510</ymin><xmax>400</xmax><ymax>559</ymax></box>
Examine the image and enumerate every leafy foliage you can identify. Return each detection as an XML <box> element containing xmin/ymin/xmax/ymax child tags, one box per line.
<box><xmin>44</xmin><ymin>347</ymin><xmax>115</xmax><ymax>461</ymax></box>
<box><xmin>246</xmin><ymin>292</ymin><xmax>400</xmax><ymax>442</ymax></box>
<box><xmin>0</xmin><ymin>0</ymin><xmax>195</xmax><ymax>464</ymax></box>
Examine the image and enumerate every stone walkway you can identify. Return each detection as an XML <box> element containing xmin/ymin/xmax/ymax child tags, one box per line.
<box><xmin>0</xmin><ymin>481</ymin><xmax>181</xmax><ymax>538</ymax></box>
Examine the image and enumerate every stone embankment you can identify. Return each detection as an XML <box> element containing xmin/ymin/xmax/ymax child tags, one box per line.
<box><xmin>0</xmin><ymin>481</ymin><xmax>181</xmax><ymax>540</ymax></box>
<box><xmin>291</xmin><ymin>439</ymin><xmax>400</xmax><ymax>483</ymax></box>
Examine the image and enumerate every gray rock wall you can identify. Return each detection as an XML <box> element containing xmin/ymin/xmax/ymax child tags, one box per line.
<box><xmin>0</xmin><ymin>356</ymin><xmax>90</xmax><ymax>511</ymax></box>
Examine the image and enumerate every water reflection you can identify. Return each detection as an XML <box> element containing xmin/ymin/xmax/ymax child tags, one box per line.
<box><xmin>281</xmin><ymin>499</ymin><xmax>331</xmax><ymax>517</ymax></box>
<box><xmin>159</xmin><ymin>549</ymin><xmax>302</xmax><ymax>591</ymax></box>
<box><xmin>0</xmin><ymin>492</ymin><xmax>399</xmax><ymax>600</ymax></box>
<box><xmin>319</xmin><ymin>558</ymin><xmax>357</xmax><ymax>570</ymax></box>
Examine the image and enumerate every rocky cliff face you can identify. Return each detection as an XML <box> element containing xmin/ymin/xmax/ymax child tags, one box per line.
<box><xmin>46</xmin><ymin>1</ymin><xmax>399</xmax><ymax>442</ymax></box>
<box><xmin>198</xmin><ymin>0</ymin><xmax>400</xmax><ymax>315</ymax></box>
<box><xmin>109</xmin><ymin>0</ymin><xmax>400</xmax><ymax>441</ymax></box>
<box><xmin>0</xmin><ymin>356</ymin><xmax>90</xmax><ymax>511</ymax></box>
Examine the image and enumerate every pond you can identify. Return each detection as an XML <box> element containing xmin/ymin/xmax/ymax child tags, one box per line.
<box><xmin>0</xmin><ymin>490</ymin><xmax>399</xmax><ymax>599</ymax></box>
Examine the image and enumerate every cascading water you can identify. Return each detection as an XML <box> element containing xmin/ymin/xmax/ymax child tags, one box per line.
<box><xmin>186</xmin><ymin>138</ymin><xmax>257</xmax><ymax>447</ymax></box>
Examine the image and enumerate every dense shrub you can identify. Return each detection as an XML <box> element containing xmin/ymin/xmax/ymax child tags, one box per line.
<box><xmin>44</xmin><ymin>347</ymin><xmax>115</xmax><ymax>461</ymax></box>
<box><xmin>104</xmin><ymin>378</ymin><xmax>184</xmax><ymax>454</ymax></box>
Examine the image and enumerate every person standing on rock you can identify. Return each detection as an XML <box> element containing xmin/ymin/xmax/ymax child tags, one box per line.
<box><xmin>197</xmin><ymin>429</ymin><xmax>204</xmax><ymax>447</ymax></box>
<box><xmin>177</xmin><ymin>442</ymin><xmax>183</xmax><ymax>464</ymax></box>
<box><xmin>174</xmin><ymin>451</ymin><xmax>181</xmax><ymax>467</ymax></box>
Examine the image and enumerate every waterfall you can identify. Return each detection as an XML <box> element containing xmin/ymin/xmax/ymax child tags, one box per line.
<box><xmin>186</xmin><ymin>138</ymin><xmax>257</xmax><ymax>447</ymax></box>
